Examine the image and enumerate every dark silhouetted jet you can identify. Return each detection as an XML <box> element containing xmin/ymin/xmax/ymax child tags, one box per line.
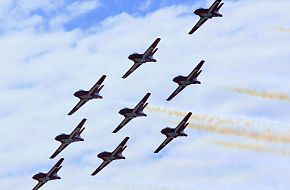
<box><xmin>91</xmin><ymin>137</ymin><xmax>129</xmax><ymax>176</ymax></box>
<box><xmin>122</xmin><ymin>38</ymin><xmax>160</xmax><ymax>78</ymax></box>
<box><xmin>68</xmin><ymin>75</ymin><xmax>106</xmax><ymax>115</ymax></box>
<box><xmin>113</xmin><ymin>93</ymin><xmax>150</xmax><ymax>133</ymax></box>
<box><xmin>50</xmin><ymin>119</ymin><xmax>86</xmax><ymax>159</ymax></box>
<box><xmin>154</xmin><ymin>112</ymin><xmax>192</xmax><ymax>153</ymax></box>
<box><xmin>167</xmin><ymin>60</ymin><xmax>204</xmax><ymax>101</ymax></box>
<box><xmin>32</xmin><ymin>158</ymin><xmax>64</xmax><ymax>190</ymax></box>
<box><xmin>188</xmin><ymin>0</ymin><xmax>224</xmax><ymax>34</ymax></box>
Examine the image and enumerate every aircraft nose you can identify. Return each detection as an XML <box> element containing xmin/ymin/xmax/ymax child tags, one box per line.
<box><xmin>118</xmin><ymin>109</ymin><xmax>125</xmax><ymax>115</ymax></box>
<box><xmin>55</xmin><ymin>135</ymin><xmax>61</xmax><ymax>141</ymax></box>
<box><xmin>194</xmin><ymin>9</ymin><xmax>200</xmax><ymax>15</ymax></box>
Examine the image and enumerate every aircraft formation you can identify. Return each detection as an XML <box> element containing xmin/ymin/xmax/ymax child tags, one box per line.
<box><xmin>32</xmin><ymin>1</ymin><xmax>224</xmax><ymax>189</ymax></box>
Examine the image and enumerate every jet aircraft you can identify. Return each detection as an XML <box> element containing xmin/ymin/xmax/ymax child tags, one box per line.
<box><xmin>167</xmin><ymin>60</ymin><xmax>204</xmax><ymax>101</ymax></box>
<box><xmin>113</xmin><ymin>93</ymin><xmax>150</xmax><ymax>133</ymax></box>
<box><xmin>50</xmin><ymin>119</ymin><xmax>86</xmax><ymax>159</ymax></box>
<box><xmin>122</xmin><ymin>38</ymin><xmax>161</xmax><ymax>78</ymax></box>
<box><xmin>91</xmin><ymin>137</ymin><xmax>129</xmax><ymax>176</ymax></box>
<box><xmin>188</xmin><ymin>0</ymin><xmax>224</xmax><ymax>34</ymax></box>
<box><xmin>32</xmin><ymin>158</ymin><xmax>64</xmax><ymax>190</ymax></box>
<box><xmin>154</xmin><ymin>112</ymin><xmax>192</xmax><ymax>153</ymax></box>
<box><xmin>68</xmin><ymin>75</ymin><xmax>106</xmax><ymax>115</ymax></box>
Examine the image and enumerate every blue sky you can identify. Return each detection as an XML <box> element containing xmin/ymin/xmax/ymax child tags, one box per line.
<box><xmin>64</xmin><ymin>0</ymin><xmax>196</xmax><ymax>30</ymax></box>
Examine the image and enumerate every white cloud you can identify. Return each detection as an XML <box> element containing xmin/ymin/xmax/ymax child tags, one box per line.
<box><xmin>1</xmin><ymin>0</ymin><xmax>290</xmax><ymax>190</ymax></box>
<box><xmin>66</xmin><ymin>0</ymin><xmax>102</xmax><ymax>16</ymax></box>
<box><xmin>50</xmin><ymin>0</ymin><xmax>102</xmax><ymax>29</ymax></box>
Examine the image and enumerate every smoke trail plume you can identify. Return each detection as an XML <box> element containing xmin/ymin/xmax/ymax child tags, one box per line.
<box><xmin>224</xmin><ymin>86</ymin><xmax>290</xmax><ymax>102</ymax></box>
<box><xmin>146</xmin><ymin>106</ymin><xmax>263</xmax><ymax>128</ymax></box>
<box><xmin>208</xmin><ymin>140</ymin><xmax>290</xmax><ymax>156</ymax></box>
<box><xmin>187</xmin><ymin>123</ymin><xmax>290</xmax><ymax>144</ymax></box>
<box><xmin>147</xmin><ymin>106</ymin><xmax>290</xmax><ymax>144</ymax></box>
<box><xmin>273</xmin><ymin>27</ymin><xmax>290</xmax><ymax>33</ymax></box>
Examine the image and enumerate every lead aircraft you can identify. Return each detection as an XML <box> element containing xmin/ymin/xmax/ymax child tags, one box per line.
<box><xmin>122</xmin><ymin>38</ymin><xmax>161</xmax><ymax>78</ymax></box>
<box><xmin>68</xmin><ymin>75</ymin><xmax>106</xmax><ymax>115</ymax></box>
<box><xmin>113</xmin><ymin>93</ymin><xmax>150</xmax><ymax>133</ymax></box>
<box><xmin>167</xmin><ymin>60</ymin><xmax>204</xmax><ymax>101</ymax></box>
<box><xmin>32</xmin><ymin>158</ymin><xmax>64</xmax><ymax>190</ymax></box>
<box><xmin>188</xmin><ymin>0</ymin><xmax>224</xmax><ymax>34</ymax></box>
<box><xmin>154</xmin><ymin>112</ymin><xmax>192</xmax><ymax>153</ymax></box>
<box><xmin>50</xmin><ymin>119</ymin><xmax>86</xmax><ymax>159</ymax></box>
<box><xmin>91</xmin><ymin>137</ymin><xmax>129</xmax><ymax>176</ymax></box>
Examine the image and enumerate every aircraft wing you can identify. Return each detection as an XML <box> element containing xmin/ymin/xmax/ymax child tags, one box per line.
<box><xmin>88</xmin><ymin>75</ymin><xmax>106</xmax><ymax>96</ymax></box>
<box><xmin>91</xmin><ymin>160</ymin><xmax>110</xmax><ymax>176</ymax></box>
<box><xmin>174</xmin><ymin>112</ymin><xmax>192</xmax><ymax>133</ymax></box>
<box><xmin>132</xmin><ymin>93</ymin><xmax>151</xmax><ymax>113</ymax></box>
<box><xmin>111</xmin><ymin>137</ymin><xmax>129</xmax><ymax>156</ymax></box>
<box><xmin>50</xmin><ymin>144</ymin><xmax>69</xmax><ymax>159</ymax></box>
<box><xmin>166</xmin><ymin>85</ymin><xmax>187</xmax><ymax>101</ymax></box>
<box><xmin>46</xmin><ymin>158</ymin><xmax>64</xmax><ymax>177</ymax></box>
<box><xmin>188</xmin><ymin>17</ymin><xmax>208</xmax><ymax>34</ymax></box>
<box><xmin>143</xmin><ymin>37</ymin><xmax>161</xmax><ymax>58</ymax></box>
<box><xmin>112</xmin><ymin>117</ymin><xmax>132</xmax><ymax>133</ymax></box>
<box><xmin>32</xmin><ymin>181</ymin><xmax>45</xmax><ymax>190</ymax></box>
<box><xmin>208</xmin><ymin>0</ymin><xmax>222</xmax><ymax>13</ymax></box>
<box><xmin>68</xmin><ymin>99</ymin><xmax>88</xmax><ymax>115</ymax></box>
<box><xmin>69</xmin><ymin>118</ymin><xmax>87</xmax><ymax>139</ymax></box>
<box><xmin>154</xmin><ymin>137</ymin><xmax>174</xmax><ymax>153</ymax></box>
<box><xmin>122</xmin><ymin>62</ymin><xmax>142</xmax><ymax>79</ymax></box>
<box><xmin>187</xmin><ymin>60</ymin><xmax>205</xmax><ymax>80</ymax></box>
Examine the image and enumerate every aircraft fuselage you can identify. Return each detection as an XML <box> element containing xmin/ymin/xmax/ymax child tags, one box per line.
<box><xmin>173</xmin><ymin>76</ymin><xmax>201</xmax><ymax>86</ymax></box>
<box><xmin>128</xmin><ymin>53</ymin><xmax>156</xmax><ymax>64</ymax></box>
<box><xmin>119</xmin><ymin>108</ymin><xmax>147</xmax><ymax>118</ymax></box>
<box><xmin>161</xmin><ymin>127</ymin><xmax>187</xmax><ymax>138</ymax></box>
<box><xmin>194</xmin><ymin>8</ymin><xmax>222</xmax><ymax>19</ymax></box>
<box><xmin>74</xmin><ymin>90</ymin><xmax>102</xmax><ymax>101</ymax></box>
<box><xmin>32</xmin><ymin>173</ymin><xmax>60</xmax><ymax>182</ymax></box>
<box><xmin>97</xmin><ymin>151</ymin><xmax>125</xmax><ymax>161</ymax></box>
<box><xmin>55</xmin><ymin>134</ymin><xmax>84</xmax><ymax>144</ymax></box>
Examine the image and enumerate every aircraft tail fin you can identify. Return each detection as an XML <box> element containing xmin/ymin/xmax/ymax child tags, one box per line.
<box><xmin>142</xmin><ymin>103</ymin><xmax>149</xmax><ymax>110</ymax></box>
<box><xmin>55</xmin><ymin>166</ymin><xmax>62</xmax><ymax>173</ymax></box>
<box><xmin>217</xmin><ymin>2</ymin><xmax>224</xmax><ymax>11</ymax></box>
<box><xmin>78</xmin><ymin>127</ymin><xmax>85</xmax><ymax>135</ymax></box>
<box><xmin>122</xmin><ymin>145</ymin><xmax>127</xmax><ymax>152</ymax></box>
<box><xmin>196</xmin><ymin>70</ymin><xmax>202</xmax><ymax>78</ymax></box>
<box><xmin>96</xmin><ymin>85</ymin><xmax>104</xmax><ymax>93</ymax></box>
<box><xmin>152</xmin><ymin>48</ymin><xmax>158</xmax><ymax>56</ymax></box>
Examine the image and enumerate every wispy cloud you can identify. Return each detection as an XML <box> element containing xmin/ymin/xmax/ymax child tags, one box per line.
<box><xmin>139</xmin><ymin>0</ymin><xmax>153</xmax><ymax>11</ymax></box>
